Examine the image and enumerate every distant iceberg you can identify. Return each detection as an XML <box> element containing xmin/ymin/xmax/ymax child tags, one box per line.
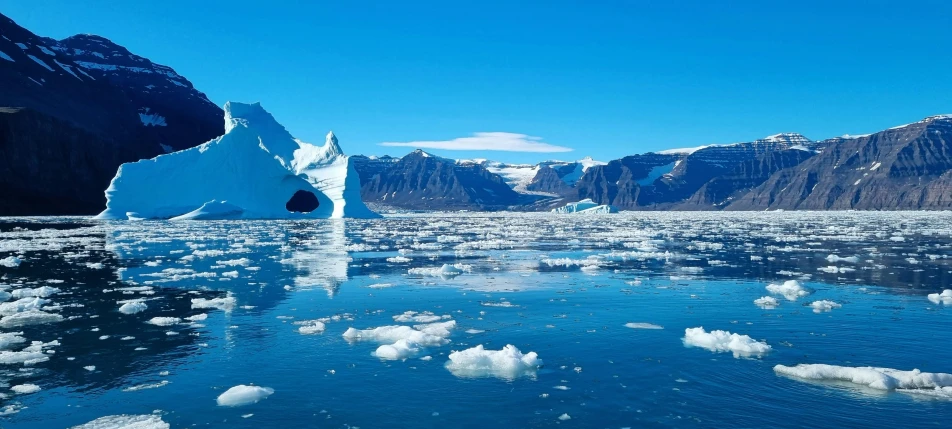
<box><xmin>551</xmin><ymin>198</ymin><xmax>618</xmax><ymax>214</ymax></box>
<box><xmin>96</xmin><ymin>101</ymin><xmax>378</xmax><ymax>220</ymax></box>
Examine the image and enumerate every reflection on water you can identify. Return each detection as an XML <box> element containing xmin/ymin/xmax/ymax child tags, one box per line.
<box><xmin>0</xmin><ymin>212</ymin><xmax>950</xmax><ymax>427</ymax></box>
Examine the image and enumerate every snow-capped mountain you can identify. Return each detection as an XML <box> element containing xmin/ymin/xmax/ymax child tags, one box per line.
<box><xmin>49</xmin><ymin>34</ymin><xmax>223</xmax><ymax>152</ymax></box>
<box><xmin>455</xmin><ymin>157</ymin><xmax>606</xmax><ymax>196</ymax></box>
<box><xmin>0</xmin><ymin>12</ymin><xmax>222</xmax><ymax>215</ymax></box>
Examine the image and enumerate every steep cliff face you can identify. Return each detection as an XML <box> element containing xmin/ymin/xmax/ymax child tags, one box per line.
<box><xmin>0</xmin><ymin>108</ymin><xmax>138</xmax><ymax>214</ymax></box>
<box><xmin>678</xmin><ymin>149</ymin><xmax>817</xmax><ymax>209</ymax></box>
<box><xmin>726</xmin><ymin>116</ymin><xmax>952</xmax><ymax>210</ymax></box>
<box><xmin>574</xmin><ymin>153</ymin><xmax>683</xmax><ymax>209</ymax></box>
<box><xmin>0</xmin><ymin>13</ymin><xmax>222</xmax><ymax>215</ymax></box>
<box><xmin>360</xmin><ymin>150</ymin><xmax>524</xmax><ymax>210</ymax></box>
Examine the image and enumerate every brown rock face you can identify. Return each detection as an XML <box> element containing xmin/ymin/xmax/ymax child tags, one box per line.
<box><xmin>727</xmin><ymin>116</ymin><xmax>952</xmax><ymax>210</ymax></box>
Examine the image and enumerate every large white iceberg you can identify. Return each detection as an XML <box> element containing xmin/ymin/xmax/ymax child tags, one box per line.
<box><xmin>551</xmin><ymin>198</ymin><xmax>618</xmax><ymax>214</ymax></box>
<box><xmin>96</xmin><ymin>102</ymin><xmax>378</xmax><ymax>220</ymax></box>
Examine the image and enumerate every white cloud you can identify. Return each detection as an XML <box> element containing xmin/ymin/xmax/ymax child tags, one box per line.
<box><xmin>379</xmin><ymin>132</ymin><xmax>573</xmax><ymax>153</ymax></box>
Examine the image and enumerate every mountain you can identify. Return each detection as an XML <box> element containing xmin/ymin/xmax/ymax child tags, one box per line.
<box><xmin>357</xmin><ymin>114</ymin><xmax>952</xmax><ymax>212</ymax></box>
<box><xmin>456</xmin><ymin>157</ymin><xmax>606</xmax><ymax>197</ymax></box>
<box><xmin>357</xmin><ymin>150</ymin><xmax>526</xmax><ymax>210</ymax></box>
<box><xmin>0</xmin><ymin>13</ymin><xmax>221</xmax><ymax>215</ymax></box>
<box><xmin>725</xmin><ymin>115</ymin><xmax>952</xmax><ymax>210</ymax></box>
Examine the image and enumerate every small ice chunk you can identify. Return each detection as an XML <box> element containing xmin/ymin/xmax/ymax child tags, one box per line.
<box><xmin>825</xmin><ymin>254</ymin><xmax>858</xmax><ymax>264</ymax></box>
<box><xmin>445</xmin><ymin>344</ymin><xmax>542</xmax><ymax>379</ymax></box>
<box><xmin>216</xmin><ymin>385</ymin><xmax>274</xmax><ymax>407</ymax></box>
<box><xmin>754</xmin><ymin>296</ymin><xmax>780</xmax><ymax>309</ymax></box>
<box><xmin>765</xmin><ymin>280</ymin><xmax>811</xmax><ymax>301</ymax></box>
<box><xmin>191</xmin><ymin>296</ymin><xmax>236</xmax><ymax>312</ymax></box>
<box><xmin>0</xmin><ymin>256</ymin><xmax>22</xmax><ymax>268</ymax></box>
<box><xmin>294</xmin><ymin>320</ymin><xmax>326</xmax><ymax>334</ymax></box>
<box><xmin>11</xmin><ymin>384</ymin><xmax>41</xmax><ymax>394</ymax></box>
<box><xmin>119</xmin><ymin>300</ymin><xmax>148</xmax><ymax>314</ymax></box>
<box><xmin>11</xmin><ymin>286</ymin><xmax>60</xmax><ymax>299</ymax></box>
<box><xmin>84</xmin><ymin>365</ymin><xmax>96</xmax><ymax>371</ymax></box>
<box><xmin>374</xmin><ymin>339</ymin><xmax>420</xmax><ymax>360</ymax></box>
<box><xmin>809</xmin><ymin>300</ymin><xmax>842</xmax><ymax>313</ymax></box>
<box><xmin>624</xmin><ymin>322</ymin><xmax>663</xmax><ymax>330</ymax></box>
<box><xmin>70</xmin><ymin>414</ymin><xmax>170</xmax><ymax>429</ymax></box>
<box><xmin>683</xmin><ymin>327</ymin><xmax>771</xmax><ymax>358</ymax></box>
<box><xmin>147</xmin><ymin>317</ymin><xmax>180</xmax><ymax>326</ymax></box>
<box><xmin>558</xmin><ymin>413</ymin><xmax>571</xmax><ymax>421</ymax></box>
<box><xmin>393</xmin><ymin>311</ymin><xmax>443</xmax><ymax>323</ymax></box>
<box><xmin>927</xmin><ymin>290</ymin><xmax>952</xmax><ymax>305</ymax></box>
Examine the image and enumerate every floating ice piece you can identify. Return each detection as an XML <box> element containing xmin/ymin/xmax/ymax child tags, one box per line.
<box><xmin>774</xmin><ymin>364</ymin><xmax>952</xmax><ymax>392</ymax></box>
<box><xmin>216</xmin><ymin>385</ymin><xmax>275</xmax><ymax>407</ymax></box>
<box><xmin>551</xmin><ymin>199</ymin><xmax>618</xmax><ymax>214</ymax></box>
<box><xmin>818</xmin><ymin>266</ymin><xmax>855</xmax><ymax>274</ymax></box>
<box><xmin>344</xmin><ymin>321</ymin><xmax>456</xmax><ymax>360</ymax></box>
<box><xmin>408</xmin><ymin>264</ymin><xmax>471</xmax><ymax>277</ymax></box>
<box><xmin>558</xmin><ymin>413</ymin><xmax>571</xmax><ymax>421</ymax></box>
<box><xmin>96</xmin><ymin>102</ymin><xmax>377</xmax><ymax>220</ymax></box>
<box><xmin>374</xmin><ymin>339</ymin><xmax>421</xmax><ymax>360</ymax></box>
<box><xmin>480</xmin><ymin>301</ymin><xmax>518</xmax><ymax>308</ymax></box>
<box><xmin>445</xmin><ymin>344</ymin><xmax>543</xmax><ymax>379</ymax></box>
<box><xmin>624</xmin><ymin>322</ymin><xmax>663</xmax><ymax>330</ymax></box>
<box><xmin>683</xmin><ymin>327</ymin><xmax>771</xmax><ymax>358</ymax></box>
<box><xmin>119</xmin><ymin>300</ymin><xmax>148</xmax><ymax>315</ymax></box>
<box><xmin>393</xmin><ymin>311</ymin><xmax>443</xmax><ymax>323</ymax></box>
<box><xmin>765</xmin><ymin>280</ymin><xmax>811</xmax><ymax>301</ymax></box>
<box><xmin>343</xmin><ymin>322</ymin><xmax>455</xmax><ymax>348</ymax></box>
<box><xmin>809</xmin><ymin>300</ymin><xmax>842</xmax><ymax>313</ymax></box>
<box><xmin>122</xmin><ymin>380</ymin><xmax>170</xmax><ymax>392</ymax></box>
<box><xmin>0</xmin><ymin>256</ymin><xmax>21</xmax><ymax>268</ymax></box>
<box><xmin>191</xmin><ymin>296</ymin><xmax>236</xmax><ymax>312</ymax></box>
<box><xmin>11</xmin><ymin>384</ymin><xmax>40</xmax><ymax>394</ymax></box>
<box><xmin>0</xmin><ymin>332</ymin><xmax>27</xmax><ymax>350</ymax></box>
<box><xmin>147</xmin><ymin>317</ymin><xmax>180</xmax><ymax>326</ymax></box>
<box><xmin>928</xmin><ymin>290</ymin><xmax>952</xmax><ymax>305</ymax></box>
<box><xmin>826</xmin><ymin>254</ymin><xmax>859</xmax><ymax>264</ymax></box>
<box><xmin>11</xmin><ymin>286</ymin><xmax>60</xmax><ymax>299</ymax></box>
<box><xmin>0</xmin><ymin>297</ymin><xmax>50</xmax><ymax>316</ymax></box>
<box><xmin>754</xmin><ymin>296</ymin><xmax>780</xmax><ymax>309</ymax></box>
<box><xmin>0</xmin><ymin>310</ymin><xmax>63</xmax><ymax>328</ymax></box>
<box><xmin>294</xmin><ymin>320</ymin><xmax>326</xmax><ymax>334</ymax></box>
<box><xmin>71</xmin><ymin>414</ymin><xmax>170</xmax><ymax>429</ymax></box>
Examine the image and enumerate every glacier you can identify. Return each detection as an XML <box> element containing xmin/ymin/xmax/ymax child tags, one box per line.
<box><xmin>96</xmin><ymin>102</ymin><xmax>378</xmax><ymax>220</ymax></box>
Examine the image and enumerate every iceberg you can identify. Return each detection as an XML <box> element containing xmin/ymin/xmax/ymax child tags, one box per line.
<box><xmin>96</xmin><ymin>102</ymin><xmax>378</xmax><ymax>220</ymax></box>
<box><xmin>551</xmin><ymin>198</ymin><xmax>618</xmax><ymax>214</ymax></box>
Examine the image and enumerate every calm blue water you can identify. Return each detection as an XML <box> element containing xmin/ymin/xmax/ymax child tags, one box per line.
<box><xmin>0</xmin><ymin>212</ymin><xmax>950</xmax><ymax>428</ymax></box>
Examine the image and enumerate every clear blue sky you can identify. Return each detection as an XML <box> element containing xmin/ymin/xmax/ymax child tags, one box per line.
<box><xmin>5</xmin><ymin>0</ymin><xmax>951</xmax><ymax>163</ymax></box>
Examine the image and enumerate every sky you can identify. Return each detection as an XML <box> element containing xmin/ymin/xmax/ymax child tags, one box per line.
<box><xmin>4</xmin><ymin>0</ymin><xmax>951</xmax><ymax>164</ymax></box>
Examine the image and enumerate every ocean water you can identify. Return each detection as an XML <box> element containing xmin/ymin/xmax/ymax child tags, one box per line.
<box><xmin>0</xmin><ymin>212</ymin><xmax>950</xmax><ymax>428</ymax></box>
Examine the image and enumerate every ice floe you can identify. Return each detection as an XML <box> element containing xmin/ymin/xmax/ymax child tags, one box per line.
<box><xmin>774</xmin><ymin>364</ymin><xmax>952</xmax><ymax>395</ymax></box>
<box><xmin>119</xmin><ymin>300</ymin><xmax>148</xmax><ymax>314</ymax></box>
<box><xmin>445</xmin><ymin>344</ymin><xmax>543</xmax><ymax>379</ymax></box>
<box><xmin>683</xmin><ymin>327</ymin><xmax>771</xmax><ymax>358</ymax></box>
<box><xmin>765</xmin><ymin>280</ymin><xmax>811</xmax><ymax>301</ymax></box>
<box><xmin>191</xmin><ymin>296</ymin><xmax>236</xmax><ymax>312</ymax></box>
<box><xmin>294</xmin><ymin>320</ymin><xmax>326</xmax><ymax>334</ymax></box>
<box><xmin>808</xmin><ymin>300</ymin><xmax>842</xmax><ymax>313</ymax></box>
<box><xmin>624</xmin><ymin>322</ymin><xmax>663</xmax><ymax>329</ymax></box>
<box><xmin>0</xmin><ymin>256</ymin><xmax>22</xmax><ymax>268</ymax></box>
<box><xmin>754</xmin><ymin>296</ymin><xmax>780</xmax><ymax>309</ymax></box>
<box><xmin>343</xmin><ymin>320</ymin><xmax>456</xmax><ymax>360</ymax></box>
<box><xmin>216</xmin><ymin>384</ymin><xmax>275</xmax><ymax>407</ymax></box>
<box><xmin>71</xmin><ymin>414</ymin><xmax>170</xmax><ymax>429</ymax></box>
<box><xmin>11</xmin><ymin>384</ymin><xmax>40</xmax><ymax>394</ymax></box>
<box><xmin>927</xmin><ymin>290</ymin><xmax>952</xmax><ymax>305</ymax></box>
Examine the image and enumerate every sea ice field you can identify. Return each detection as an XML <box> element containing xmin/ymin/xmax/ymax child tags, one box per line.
<box><xmin>0</xmin><ymin>212</ymin><xmax>950</xmax><ymax>428</ymax></box>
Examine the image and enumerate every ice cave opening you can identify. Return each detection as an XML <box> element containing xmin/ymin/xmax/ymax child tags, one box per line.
<box><xmin>286</xmin><ymin>190</ymin><xmax>320</xmax><ymax>213</ymax></box>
